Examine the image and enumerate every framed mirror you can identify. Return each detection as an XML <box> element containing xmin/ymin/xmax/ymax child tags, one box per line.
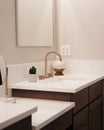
<box><xmin>0</xmin><ymin>54</ymin><xmax>6</xmax><ymax>85</ymax></box>
<box><xmin>16</xmin><ymin>0</ymin><xmax>54</xmax><ymax>47</ymax></box>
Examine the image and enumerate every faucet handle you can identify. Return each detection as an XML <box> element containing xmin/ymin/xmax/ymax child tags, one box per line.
<box><xmin>38</xmin><ymin>75</ymin><xmax>45</xmax><ymax>80</ymax></box>
<box><xmin>39</xmin><ymin>73</ymin><xmax>53</xmax><ymax>79</ymax></box>
<box><xmin>48</xmin><ymin>73</ymin><xmax>53</xmax><ymax>78</ymax></box>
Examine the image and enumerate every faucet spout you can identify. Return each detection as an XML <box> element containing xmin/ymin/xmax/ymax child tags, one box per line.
<box><xmin>45</xmin><ymin>51</ymin><xmax>62</xmax><ymax>78</ymax></box>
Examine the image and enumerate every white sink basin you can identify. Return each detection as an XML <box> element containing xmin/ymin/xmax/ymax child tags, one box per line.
<box><xmin>39</xmin><ymin>74</ymin><xmax>89</xmax><ymax>92</ymax></box>
<box><xmin>58</xmin><ymin>76</ymin><xmax>86</xmax><ymax>80</ymax></box>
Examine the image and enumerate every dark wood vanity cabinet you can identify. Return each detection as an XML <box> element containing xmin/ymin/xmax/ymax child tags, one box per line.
<box><xmin>12</xmin><ymin>79</ymin><xmax>103</xmax><ymax>130</ymax></box>
<box><xmin>72</xmin><ymin>80</ymin><xmax>103</xmax><ymax>130</ymax></box>
<box><xmin>88</xmin><ymin>80</ymin><xmax>103</xmax><ymax>130</ymax></box>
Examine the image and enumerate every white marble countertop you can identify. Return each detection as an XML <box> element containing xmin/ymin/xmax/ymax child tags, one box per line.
<box><xmin>11</xmin><ymin>74</ymin><xmax>104</xmax><ymax>93</ymax></box>
<box><xmin>15</xmin><ymin>98</ymin><xmax>75</xmax><ymax>130</ymax></box>
<box><xmin>0</xmin><ymin>98</ymin><xmax>37</xmax><ymax>129</ymax></box>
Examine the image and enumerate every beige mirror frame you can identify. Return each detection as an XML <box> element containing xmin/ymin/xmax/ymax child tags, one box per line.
<box><xmin>16</xmin><ymin>0</ymin><xmax>54</xmax><ymax>47</ymax></box>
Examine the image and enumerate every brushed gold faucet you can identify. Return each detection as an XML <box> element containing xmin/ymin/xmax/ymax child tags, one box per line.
<box><xmin>45</xmin><ymin>51</ymin><xmax>62</xmax><ymax>78</ymax></box>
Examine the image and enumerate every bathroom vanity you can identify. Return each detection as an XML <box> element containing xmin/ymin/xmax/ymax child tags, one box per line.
<box><xmin>11</xmin><ymin>74</ymin><xmax>104</xmax><ymax>130</ymax></box>
<box><xmin>0</xmin><ymin>100</ymin><xmax>37</xmax><ymax>130</ymax></box>
<box><xmin>14</xmin><ymin>98</ymin><xmax>75</xmax><ymax>130</ymax></box>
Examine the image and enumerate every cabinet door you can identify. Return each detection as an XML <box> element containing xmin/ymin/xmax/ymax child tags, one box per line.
<box><xmin>89</xmin><ymin>96</ymin><xmax>103</xmax><ymax>130</ymax></box>
<box><xmin>73</xmin><ymin>107</ymin><xmax>88</xmax><ymax>130</ymax></box>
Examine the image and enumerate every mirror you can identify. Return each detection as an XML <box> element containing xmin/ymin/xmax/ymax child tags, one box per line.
<box><xmin>0</xmin><ymin>54</ymin><xmax>6</xmax><ymax>85</ymax></box>
<box><xmin>0</xmin><ymin>54</ymin><xmax>6</xmax><ymax>97</ymax></box>
<box><xmin>16</xmin><ymin>0</ymin><xmax>54</xmax><ymax>47</ymax></box>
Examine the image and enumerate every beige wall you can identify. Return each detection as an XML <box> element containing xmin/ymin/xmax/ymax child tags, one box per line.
<box><xmin>56</xmin><ymin>0</ymin><xmax>104</xmax><ymax>60</ymax></box>
<box><xmin>0</xmin><ymin>0</ymin><xmax>104</xmax><ymax>65</ymax></box>
<box><xmin>0</xmin><ymin>0</ymin><xmax>55</xmax><ymax>64</ymax></box>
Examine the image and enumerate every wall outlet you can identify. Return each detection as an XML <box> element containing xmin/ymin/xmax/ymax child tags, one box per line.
<box><xmin>60</xmin><ymin>45</ymin><xmax>71</xmax><ymax>56</ymax></box>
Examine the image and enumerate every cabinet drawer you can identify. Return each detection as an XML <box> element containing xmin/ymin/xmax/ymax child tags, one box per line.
<box><xmin>70</xmin><ymin>88</ymin><xmax>88</xmax><ymax>113</ymax></box>
<box><xmin>12</xmin><ymin>89</ymin><xmax>71</xmax><ymax>101</ymax></box>
<box><xmin>89</xmin><ymin>80</ymin><xmax>103</xmax><ymax>103</ymax></box>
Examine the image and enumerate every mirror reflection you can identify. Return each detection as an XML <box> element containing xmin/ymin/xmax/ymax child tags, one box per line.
<box><xmin>0</xmin><ymin>54</ymin><xmax>6</xmax><ymax>85</ymax></box>
<box><xmin>16</xmin><ymin>0</ymin><xmax>54</xmax><ymax>47</ymax></box>
<box><xmin>0</xmin><ymin>54</ymin><xmax>6</xmax><ymax>97</ymax></box>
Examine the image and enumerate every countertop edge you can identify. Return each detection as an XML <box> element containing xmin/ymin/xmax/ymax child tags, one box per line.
<box><xmin>11</xmin><ymin>75</ymin><xmax>104</xmax><ymax>93</ymax></box>
<box><xmin>33</xmin><ymin>102</ymin><xmax>75</xmax><ymax>130</ymax></box>
<box><xmin>0</xmin><ymin>106</ymin><xmax>37</xmax><ymax>129</ymax></box>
